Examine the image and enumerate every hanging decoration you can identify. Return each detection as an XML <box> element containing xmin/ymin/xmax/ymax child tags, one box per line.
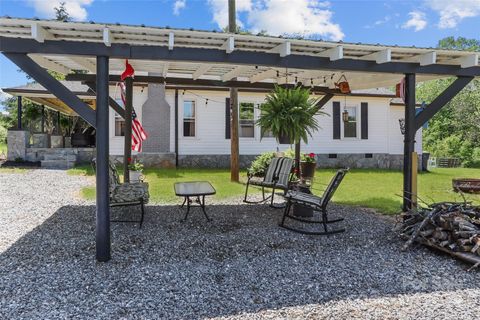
<box><xmin>342</xmin><ymin>95</ymin><xmax>349</xmax><ymax>123</ymax></box>
<box><xmin>334</xmin><ymin>74</ymin><xmax>351</xmax><ymax>94</ymax></box>
<box><xmin>119</xmin><ymin>60</ymin><xmax>148</xmax><ymax>152</ymax></box>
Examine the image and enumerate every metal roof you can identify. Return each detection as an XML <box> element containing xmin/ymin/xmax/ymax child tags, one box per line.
<box><xmin>1</xmin><ymin>17</ymin><xmax>479</xmax><ymax>90</ymax></box>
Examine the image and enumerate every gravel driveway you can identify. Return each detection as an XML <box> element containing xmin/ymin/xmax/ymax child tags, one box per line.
<box><xmin>0</xmin><ymin>169</ymin><xmax>479</xmax><ymax>319</ymax></box>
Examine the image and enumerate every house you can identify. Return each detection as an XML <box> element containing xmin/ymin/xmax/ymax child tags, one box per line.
<box><xmin>4</xmin><ymin>81</ymin><xmax>422</xmax><ymax>169</ymax></box>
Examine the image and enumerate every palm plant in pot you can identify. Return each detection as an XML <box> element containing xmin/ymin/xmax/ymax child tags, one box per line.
<box><xmin>257</xmin><ymin>85</ymin><xmax>328</xmax><ymax>175</ymax></box>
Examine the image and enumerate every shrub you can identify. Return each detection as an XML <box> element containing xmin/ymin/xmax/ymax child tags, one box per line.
<box><xmin>248</xmin><ymin>152</ymin><xmax>275</xmax><ymax>177</ymax></box>
<box><xmin>0</xmin><ymin>125</ymin><xmax>7</xmax><ymax>143</ymax></box>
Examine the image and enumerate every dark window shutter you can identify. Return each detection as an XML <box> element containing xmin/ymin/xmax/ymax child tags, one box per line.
<box><xmin>361</xmin><ymin>102</ymin><xmax>368</xmax><ymax>139</ymax></box>
<box><xmin>332</xmin><ymin>101</ymin><xmax>340</xmax><ymax>139</ymax></box>
<box><xmin>225</xmin><ymin>97</ymin><xmax>231</xmax><ymax>139</ymax></box>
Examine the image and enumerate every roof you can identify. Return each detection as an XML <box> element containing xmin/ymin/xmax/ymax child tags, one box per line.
<box><xmin>1</xmin><ymin>17</ymin><xmax>478</xmax><ymax>91</ymax></box>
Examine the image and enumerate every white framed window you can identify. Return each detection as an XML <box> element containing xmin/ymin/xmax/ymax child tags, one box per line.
<box><xmin>343</xmin><ymin>106</ymin><xmax>358</xmax><ymax>138</ymax></box>
<box><xmin>114</xmin><ymin>112</ymin><xmax>125</xmax><ymax>137</ymax></box>
<box><xmin>259</xmin><ymin>103</ymin><xmax>275</xmax><ymax>138</ymax></box>
<box><xmin>239</xmin><ymin>102</ymin><xmax>255</xmax><ymax>138</ymax></box>
<box><xmin>183</xmin><ymin>100</ymin><xmax>196</xmax><ymax>137</ymax></box>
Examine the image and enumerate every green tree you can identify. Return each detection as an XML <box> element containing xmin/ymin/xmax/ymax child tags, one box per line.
<box><xmin>54</xmin><ymin>2</ymin><xmax>71</xmax><ymax>22</ymax></box>
<box><xmin>417</xmin><ymin>37</ymin><xmax>480</xmax><ymax>167</ymax></box>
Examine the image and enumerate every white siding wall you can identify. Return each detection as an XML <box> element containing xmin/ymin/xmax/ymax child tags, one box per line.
<box><xmin>108</xmin><ymin>89</ymin><xmax>423</xmax><ymax>156</ymax></box>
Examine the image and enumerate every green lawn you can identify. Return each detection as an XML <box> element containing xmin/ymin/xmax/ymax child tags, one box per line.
<box><xmin>70</xmin><ymin>166</ymin><xmax>480</xmax><ymax>214</ymax></box>
<box><xmin>0</xmin><ymin>142</ymin><xmax>6</xmax><ymax>155</ymax></box>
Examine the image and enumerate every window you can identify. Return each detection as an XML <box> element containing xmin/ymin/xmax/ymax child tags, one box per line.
<box><xmin>183</xmin><ymin>100</ymin><xmax>196</xmax><ymax>137</ymax></box>
<box><xmin>343</xmin><ymin>106</ymin><xmax>357</xmax><ymax>138</ymax></box>
<box><xmin>259</xmin><ymin>103</ymin><xmax>274</xmax><ymax>138</ymax></box>
<box><xmin>239</xmin><ymin>102</ymin><xmax>255</xmax><ymax>138</ymax></box>
<box><xmin>114</xmin><ymin>112</ymin><xmax>125</xmax><ymax>136</ymax></box>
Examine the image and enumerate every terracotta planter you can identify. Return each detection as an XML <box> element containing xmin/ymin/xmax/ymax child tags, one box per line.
<box><xmin>130</xmin><ymin>170</ymin><xmax>142</xmax><ymax>182</ymax></box>
<box><xmin>300</xmin><ymin>161</ymin><xmax>316</xmax><ymax>179</ymax></box>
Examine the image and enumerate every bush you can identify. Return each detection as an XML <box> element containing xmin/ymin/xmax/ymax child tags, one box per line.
<box><xmin>248</xmin><ymin>152</ymin><xmax>277</xmax><ymax>177</ymax></box>
<box><xmin>0</xmin><ymin>125</ymin><xmax>7</xmax><ymax>144</ymax></box>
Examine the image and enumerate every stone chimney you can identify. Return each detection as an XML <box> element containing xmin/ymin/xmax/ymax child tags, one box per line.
<box><xmin>141</xmin><ymin>82</ymin><xmax>170</xmax><ymax>153</ymax></box>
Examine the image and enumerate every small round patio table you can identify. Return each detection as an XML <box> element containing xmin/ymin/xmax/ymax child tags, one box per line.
<box><xmin>174</xmin><ymin>181</ymin><xmax>216</xmax><ymax>221</ymax></box>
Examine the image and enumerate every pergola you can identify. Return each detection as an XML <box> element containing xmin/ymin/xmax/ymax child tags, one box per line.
<box><xmin>1</xmin><ymin>17</ymin><xmax>479</xmax><ymax>261</ymax></box>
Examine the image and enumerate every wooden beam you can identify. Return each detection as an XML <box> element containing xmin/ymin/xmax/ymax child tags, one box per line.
<box><xmin>69</xmin><ymin>56</ymin><xmax>96</xmax><ymax>72</ymax></box>
<box><xmin>270</xmin><ymin>41</ymin><xmax>291</xmax><ymax>57</ymax></box>
<box><xmin>221</xmin><ymin>36</ymin><xmax>235</xmax><ymax>54</ymax></box>
<box><xmin>417</xmin><ymin>51</ymin><xmax>436</xmax><ymax>66</ymax></box>
<box><xmin>84</xmin><ymin>81</ymin><xmax>125</xmax><ymax>118</ymax></box>
<box><xmin>460</xmin><ymin>54</ymin><xmax>478</xmax><ymax>68</ymax></box>
<box><xmin>414</xmin><ymin>76</ymin><xmax>474</xmax><ymax>131</ymax></box>
<box><xmin>249</xmin><ymin>69</ymin><xmax>277</xmax><ymax>83</ymax></box>
<box><xmin>28</xmin><ymin>54</ymin><xmax>70</xmax><ymax>74</ymax></box>
<box><xmin>403</xmin><ymin>73</ymin><xmax>416</xmax><ymax>211</ymax></box>
<box><xmin>31</xmin><ymin>23</ymin><xmax>54</xmax><ymax>43</ymax></box>
<box><xmin>5</xmin><ymin>53</ymin><xmax>96</xmax><ymax>127</ymax></box>
<box><xmin>168</xmin><ymin>32</ymin><xmax>174</xmax><ymax>50</ymax></box>
<box><xmin>192</xmin><ymin>64</ymin><xmax>212</xmax><ymax>80</ymax></box>
<box><xmin>162</xmin><ymin>62</ymin><xmax>169</xmax><ymax>77</ymax></box>
<box><xmin>103</xmin><ymin>28</ymin><xmax>113</xmax><ymax>47</ymax></box>
<box><xmin>361</xmin><ymin>49</ymin><xmax>391</xmax><ymax>64</ymax></box>
<box><xmin>320</xmin><ymin>46</ymin><xmax>343</xmax><ymax>61</ymax></box>
<box><xmin>221</xmin><ymin>65</ymin><xmax>249</xmax><ymax>81</ymax></box>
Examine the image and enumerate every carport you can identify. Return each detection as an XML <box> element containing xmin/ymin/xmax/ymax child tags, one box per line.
<box><xmin>0</xmin><ymin>17</ymin><xmax>478</xmax><ymax>261</ymax></box>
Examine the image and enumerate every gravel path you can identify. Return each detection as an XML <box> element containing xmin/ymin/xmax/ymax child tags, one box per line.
<box><xmin>0</xmin><ymin>169</ymin><xmax>479</xmax><ymax>319</ymax></box>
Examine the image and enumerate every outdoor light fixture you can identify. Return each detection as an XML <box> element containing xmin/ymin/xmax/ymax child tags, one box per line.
<box><xmin>399</xmin><ymin>118</ymin><xmax>406</xmax><ymax>135</ymax></box>
<box><xmin>342</xmin><ymin>109</ymin><xmax>349</xmax><ymax>122</ymax></box>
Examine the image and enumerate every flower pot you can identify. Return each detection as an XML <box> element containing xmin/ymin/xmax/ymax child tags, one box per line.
<box><xmin>278</xmin><ymin>134</ymin><xmax>292</xmax><ymax>145</ymax></box>
<box><xmin>130</xmin><ymin>170</ymin><xmax>142</xmax><ymax>182</ymax></box>
<box><xmin>300</xmin><ymin>161</ymin><xmax>316</xmax><ymax>179</ymax></box>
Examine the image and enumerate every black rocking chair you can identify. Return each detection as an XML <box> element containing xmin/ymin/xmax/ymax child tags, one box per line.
<box><xmin>280</xmin><ymin>168</ymin><xmax>348</xmax><ymax>235</ymax></box>
<box><xmin>244</xmin><ymin>157</ymin><xmax>294</xmax><ymax>208</ymax></box>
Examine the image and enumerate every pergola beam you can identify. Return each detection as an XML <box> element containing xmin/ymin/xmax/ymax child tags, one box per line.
<box><xmin>84</xmin><ymin>81</ymin><xmax>126</xmax><ymax>118</ymax></box>
<box><xmin>4</xmin><ymin>53</ymin><xmax>96</xmax><ymax>127</ymax></box>
<box><xmin>69</xmin><ymin>56</ymin><xmax>96</xmax><ymax>73</ymax></box>
<box><xmin>249</xmin><ymin>69</ymin><xmax>276</xmax><ymax>83</ymax></box>
<box><xmin>2</xmin><ymin>37</ymin><xmax>480</xmax><ymax>77</ymax></box>
<box><xmin>361</xmin><ymin>49</ymin><xmax>391</xmax><ymax>64</ymax></box>
<box><xmin>28</xmin><ymin>54</ymin><xmax>70</xmax><ymax>74</ymax></box>
<box><xmin>320</xmin><ymin>46</ymin><xmax>343</xmax><ymax>61</ymax></box>
<box><xmin>103</xmin><ymin>28</ymin><xmax>113</xmax><ymax>47</ymax></box>
<box><xmin>269</xmin><ymin>41</ymin><xmax>291</xmax><ymax>57</ymax></box>
<box><xmin>417</xmin><ymin>51</ymin><xmax>436</xmax><ymax>66</ymax></box>
<box><xmin>168</xmin><ymin>32</ymin><xmax>175</xmax><ymax>50</ymax></box>
<box><xmin>221</xmin><ymin>66</ymin><xmax>249</xmax><ymax>81</ymax></box>
<box><xmin>192</xmin><ymin>64</ymin><xmax>212</xmax><ymax>80</ymax></box>
<box><xmin>31</xmin><ymin>23</ymin><xmax>54</xmax><ymax>42</ymax></box>
<box><xmin>414</xmin><ymin>76</ymin><xmax>474</xmax><ymax>131</ymax></box>
<box><xmin>460</xmin><ymin>54</ymin><xmax>478</xmax><ymax>68</ymax></box>
<box><xmin>221</xmin><ymin>36</ymin><xmax>235</xmax><ymax>54</ymax></box>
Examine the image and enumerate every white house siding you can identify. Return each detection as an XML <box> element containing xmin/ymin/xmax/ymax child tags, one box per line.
<box><xmin>168</xmin><ymin>90</ymin><xmax>421</xmax><ymax>156</ymax></box>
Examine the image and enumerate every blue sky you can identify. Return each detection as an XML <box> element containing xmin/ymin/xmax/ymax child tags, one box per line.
<box><xmin>0</xmin><ymin>0</ymin><xmax>479</xmax><ymax>106</ymax></box>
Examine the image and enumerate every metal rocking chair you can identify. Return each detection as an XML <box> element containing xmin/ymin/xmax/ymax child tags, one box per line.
<box><xmin>280</xmin><ymin>168</ymin><xmax>348</xmax><ymax>235</ymax></box>
<box><xmin>244</xmin><ymin>157</ymin><xmax>294</xmax><ymax>208</ymax></box>
<box><xmin>92</xmin><ymin>159</ymin><xmax>149</xmax><ymax>227</ymax></box>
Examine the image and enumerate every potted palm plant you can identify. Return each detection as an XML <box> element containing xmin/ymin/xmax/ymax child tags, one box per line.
<box><xmin>257</xmin><ymin>85</ymin><xmax>328</xmax><ymax>172</ymax></box>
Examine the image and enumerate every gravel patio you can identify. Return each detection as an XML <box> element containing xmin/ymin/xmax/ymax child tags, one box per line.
<box><xmin>1</xmin><ymin>169</ymin><xmax>479</xmax><ymax>319</ymax></box>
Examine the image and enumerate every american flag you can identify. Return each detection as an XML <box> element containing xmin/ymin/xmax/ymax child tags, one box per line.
<box><xmin>119</xmin><ymin>66</ymin><xmax>148</xmax><ymax>152</ymax></box>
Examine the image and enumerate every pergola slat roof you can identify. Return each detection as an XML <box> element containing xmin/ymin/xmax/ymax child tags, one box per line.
<box><xmin>1</xmin><ymin>17</ymin><xmax>478</xmax><ymax>91</ymax></box>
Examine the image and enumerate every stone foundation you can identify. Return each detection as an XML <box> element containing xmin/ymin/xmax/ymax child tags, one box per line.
<box><xmin>25</xmin><ymin>148</ymin><xmax>95</xmax><ymax>164</ymax></box>
<box><xmin>111</xmin><ymin>152</ymin><xmax>176</xmax><ymax>168</ymax></box>
<box><xmin>31</xmin><ymin>133</ymin><xmax>50</xmax><ymax>148</ymax></box>
<box><xmin>177</xmin><ymin>153</ymin><xmax>422</xmax><ymax>170</ymax></box>
<box><xmin>50</xmin><ymin>135</ymin><xmax>64</xmax><ymax>148</ymax></box>
<box><xmin>7</xmin><ymin>130</ymin><xmax>29</xmax><ymax>161</ymax></box>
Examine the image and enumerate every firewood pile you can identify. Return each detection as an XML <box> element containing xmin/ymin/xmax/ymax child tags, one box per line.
<box><xmin>399</xmin><ymin>202</ymin><xmax>480</xmax><ymax>270</ymax></box>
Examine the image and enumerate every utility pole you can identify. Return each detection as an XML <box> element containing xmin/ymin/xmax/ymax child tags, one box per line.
<box><xmin>229</xmin><ymin>0</ymin><xmax>239</xmax><ymax>182</ymax></box>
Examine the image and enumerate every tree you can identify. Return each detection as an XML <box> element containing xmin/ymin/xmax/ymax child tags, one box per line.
<box><xmin>417</xmin><ymin>37</ymin><xmax>480</xmax><ymax>167</ymax></box>
<box><xmin>54</xmin><ymin>2</ymin><xmax>71</xmax><ymax>22</ymax></box>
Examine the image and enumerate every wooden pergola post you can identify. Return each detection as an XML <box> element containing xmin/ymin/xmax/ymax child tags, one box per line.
<box><xmin>123</xmin><ymin>77</ymin><xmax>133</xmax><ymax>182</ymax></box>
<box><xmin>229</xmin><ymin>0</ymin><xmax>239</xmax><ymax>182</ymax></box>
<box><xmin>95</xmin><ymin>55</ymin><xmax>111</xmax><ymax>262</ymax></box>
<box><xmin>41</xmin><ymin>105</ymin><xmax>45</xmax><ymax>133</ymax></box>
<box><xmin>403</xmin><ymin>73</ymin><xmax>416</xmax><ymax>211</ymax></box>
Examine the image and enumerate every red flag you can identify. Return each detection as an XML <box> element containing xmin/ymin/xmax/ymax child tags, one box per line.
<box><xmin>121</xmin><ymin>59</ymin><xmax>135</xmax><ymax>81</ymax></box>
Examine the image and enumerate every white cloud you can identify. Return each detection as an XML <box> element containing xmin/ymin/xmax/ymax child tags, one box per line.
<box><xmin>173</xmin><ymin>0</ymin><xmax>186</xmax><ymax>16</ymax></box>
<box><xmin>207</xmin><ymin>0</ymin><xmax>252</xmax><ymax>29</ymax></box>
<box><xmin>402</xmin><ymin>11</ymin><xmax>427</xmax><ymax>31</ymax></box>
<box><xmin>247</xmin><ymin>0</ymin><xmax>344</xmax><ymax>40</ymax></box>
<box><xmin>426</xmin><ymin>0</ymin><xmax>480</xmax><ymax>28</ymax></box>
<box><xmin>0</xmin><ymin>89</ymin><xmax>12</xmax><ymax>102</ymax></box>
<box><xmin>207</xmin><ymin>0</ymin><xmax>344</xmax><ymax>41</ymax></box>
<box><xmin>26</xmin><ymin>0</ymin><xmax>93</xmax><ymax>21</ymax></box>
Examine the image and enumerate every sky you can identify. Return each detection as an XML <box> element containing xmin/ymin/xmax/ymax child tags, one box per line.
<box><xmin>0</xmin><ymin>0</ymin><xmax>479</xmax><ymax>107</ymax></box>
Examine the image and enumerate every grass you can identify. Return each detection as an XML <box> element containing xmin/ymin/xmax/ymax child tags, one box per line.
<box><xmin>0</xmin><ymin>167</ymin><xmax>29</xmax><ymax>174</ymax></box>
<box><xmin>69</xmin><ymin>166</ymin><xmax>480</xmax><ymax>214</ymax></box>
<box><xmin>0</xmin><ymin>142</ymin><xmax>6</xmax><ymax>155</ymax></box>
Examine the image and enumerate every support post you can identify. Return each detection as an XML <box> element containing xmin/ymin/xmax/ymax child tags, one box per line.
<box><xmin>295</xmin><ymin>142</ymin><xmax>301</xmax><ymax>178</ymax></box>
<box><xmin>123</xmin><ymin>77</ymin><xmax>133</xmax><ymax>183</ymax></box>
<box><xmin>174</xmin><ymin>89</ymin><xmax>179</xmax><ymax>167</ymax></box>
<box><xmin>96</xmin><ymin>56</ymin><xmax>111</xmax><ymax>262</ymax></box>
<box><xmin>56</xmin><ymin>111</ymin><xmax>61</xmax><ymax>135</ymax></box>
<box><xmin>403</xmin><ymin>73</ymin><xmax>416</xmax><ymax>211</ymax></box>
<box><xmin>41</xmin><ymin>105</ymin><xmax>45</xmax><ymax>133</ymax></box>
<box><xmin>229</xmin><ymin>0</ymin><xmax>239</xmax><ymax>182</ymax></box>
<box><xmin>17</xmin><ymin>96</ymin><xmax>22</xmax><ymax>129</ymax></box>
